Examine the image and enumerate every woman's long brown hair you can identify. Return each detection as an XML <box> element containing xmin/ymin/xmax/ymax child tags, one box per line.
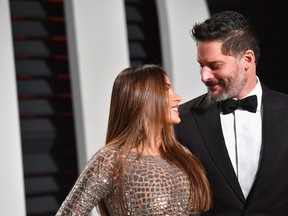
<box><xmin>97</xmin><ymin>64</ymin><xmax>212</xmax><ymax>215</ymax></box>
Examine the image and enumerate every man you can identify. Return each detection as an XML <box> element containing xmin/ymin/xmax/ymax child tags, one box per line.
<box><xmin>175</xmin><ymin>10</ymin><xmax>288</xmax><ymax>215</ymax></box>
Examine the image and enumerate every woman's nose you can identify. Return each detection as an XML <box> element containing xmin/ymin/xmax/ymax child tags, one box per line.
<box><xmin>174</xmin><ymin>92</ymin><xmax>181</xmax><ymax>102</ymax></box>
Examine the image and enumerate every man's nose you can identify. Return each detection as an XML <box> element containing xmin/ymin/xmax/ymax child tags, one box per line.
<box><xmin>201</xmin><ymin>67</ymin><xmax>213</xmax><ymax>82</ymax></box>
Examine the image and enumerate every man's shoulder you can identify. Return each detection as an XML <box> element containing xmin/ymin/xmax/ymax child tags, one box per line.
<box><xmin>262</xmin><ymin>83</ymin><xmax>288</xmax><ymax>105</ymax></box>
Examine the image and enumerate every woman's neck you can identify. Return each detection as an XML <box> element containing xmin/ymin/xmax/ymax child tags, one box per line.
<box><xmin>133</xmin><ymin>136</ymin><xmax>162</xmax><ymax>156</ymax></box>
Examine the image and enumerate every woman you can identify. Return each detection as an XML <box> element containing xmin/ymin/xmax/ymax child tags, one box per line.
<box><xmin>56</xmin><ymin>64</ymin><xmax>212</xmax><ymax>215</ymax></box>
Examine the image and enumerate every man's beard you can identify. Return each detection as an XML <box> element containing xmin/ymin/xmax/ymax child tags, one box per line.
<box><xmin>208</xmin><ymin>71</ymin><xmax>247</xmax><ymax>103</ymax></box>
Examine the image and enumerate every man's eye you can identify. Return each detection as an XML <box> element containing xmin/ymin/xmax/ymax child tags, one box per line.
<box><xmin>211</xmin><ymin>64</ymin><xmax>222</xmax><ymax>70</ymax></box>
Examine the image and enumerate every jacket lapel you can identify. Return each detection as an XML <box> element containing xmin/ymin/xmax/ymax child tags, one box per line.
<box><xmin>193</xmin><ymin>102</ymin><xmax>245</xmax><ymax>202</ymax></box>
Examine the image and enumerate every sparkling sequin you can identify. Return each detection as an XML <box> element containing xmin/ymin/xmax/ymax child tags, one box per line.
<box><xmin>56</xmin><ymin>146</ymin><xmax>200</xmax><ymax>216</ymax></box>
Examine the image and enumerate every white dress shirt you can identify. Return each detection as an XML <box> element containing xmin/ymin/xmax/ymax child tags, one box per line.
<box><xmin>220</xmin><ymin>77</ymin><xmax>262</xmax><ymax>198</ymax></box>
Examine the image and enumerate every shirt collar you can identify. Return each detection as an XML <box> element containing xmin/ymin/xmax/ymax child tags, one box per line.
<box><xmin>244</xmin><ymin>76</ymin><xmax>262</xmax><ymax>111</ymax></box>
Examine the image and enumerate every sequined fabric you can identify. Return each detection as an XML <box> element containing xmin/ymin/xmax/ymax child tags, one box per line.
<box><xmin>56</xmin><ymin>146</ymin><xmax>200</xmax><ymax>216</ymax></box>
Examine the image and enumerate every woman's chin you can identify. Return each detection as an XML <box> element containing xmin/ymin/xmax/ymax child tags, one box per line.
<box><xmin>171</xmin><ymin>118</ymin><xmax>181</xmax><ymax>125</ymax></box>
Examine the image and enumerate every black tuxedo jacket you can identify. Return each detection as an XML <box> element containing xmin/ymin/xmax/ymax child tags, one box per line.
<box><xmin>175</xmin><ymin>84</ymin><xmax>288</xmax><ymax>216</ymax></box>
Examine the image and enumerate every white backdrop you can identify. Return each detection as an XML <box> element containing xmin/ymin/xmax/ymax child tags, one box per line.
<box><xmin>0</xmin><ymin>0</ymin><xmax>26</xmax><ymax>215</ymax></box>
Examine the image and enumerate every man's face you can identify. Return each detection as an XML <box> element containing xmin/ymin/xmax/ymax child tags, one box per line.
<box><xmin>196</xmin><ymin>40</ymin><xmax>247</xmax><ymax>102</ymax></box>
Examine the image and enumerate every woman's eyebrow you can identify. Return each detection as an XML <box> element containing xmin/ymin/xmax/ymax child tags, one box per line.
<box><xmin>165</xmin><ymin>83</ymin><xmax>171</xmax><ymax>87</ymax></box>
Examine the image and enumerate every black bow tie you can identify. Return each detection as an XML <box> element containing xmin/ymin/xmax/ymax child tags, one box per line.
<box><xmin>221</xmin><ymin>95</ymin><xmax>257</xmax><ymax>114</ymax></box>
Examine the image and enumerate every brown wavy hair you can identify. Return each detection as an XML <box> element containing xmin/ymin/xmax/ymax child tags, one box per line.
<box><xmin>97</xmin><ymin>64</ymin><xmax>212</xmax><ymax>214</ymax></box>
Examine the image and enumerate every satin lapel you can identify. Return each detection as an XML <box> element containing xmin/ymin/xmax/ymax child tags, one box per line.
<box><xmin>194</xmin><ymin>103</ymin><xmax>245</xmax><ymax>202</ymax></box>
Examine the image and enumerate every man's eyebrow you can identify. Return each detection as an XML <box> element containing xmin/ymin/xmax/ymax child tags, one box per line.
<box><xmin>197</xmin><ymin>59</ymin><xmax>224</xmax><ymax>64</ymax></box>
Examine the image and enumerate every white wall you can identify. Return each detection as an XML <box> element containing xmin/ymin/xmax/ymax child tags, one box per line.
<box><xmin>64</xmin><ymin>0</ymin><xmax>130</xmax><ymax>170</ymax></box>
<box><xmin>0</xmin><ymin>0</ymin><xmax>26</xmax><ymax>215</ymax></box>
<box><xmin>156</xmin><ymin>0</ymin><xmax>210</xmax><ymax>103</ymax></box>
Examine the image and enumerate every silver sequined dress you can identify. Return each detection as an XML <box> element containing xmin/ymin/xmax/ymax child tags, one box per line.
<box><xmin>56</xmin><ymin>146</ymin><xmax>200</xmax><ymax>216</ymax></box>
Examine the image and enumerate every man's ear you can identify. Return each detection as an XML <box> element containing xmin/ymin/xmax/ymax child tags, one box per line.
<box><xmin>243</xmin><ymin>49</ymin><xmax>255</xmax><ymax>70</ymax></box>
